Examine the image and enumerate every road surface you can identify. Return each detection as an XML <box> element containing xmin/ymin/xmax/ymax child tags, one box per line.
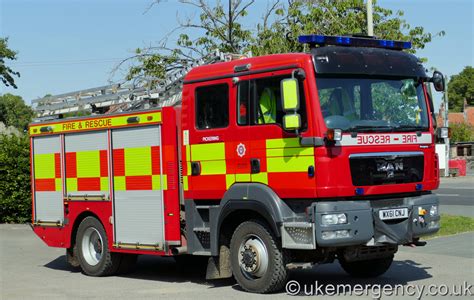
<box><xmin>436</xmin><ymin>177</ymin><xmax>474</xmax><ymax>217</ymax></box>
<box><xmin>1</xmin><ymin>224</ymin><xmax>472</xmax><ymax>299</ymax></box>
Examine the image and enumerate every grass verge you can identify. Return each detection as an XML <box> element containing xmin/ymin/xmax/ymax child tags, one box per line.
<box><xmin>424</xmin><ymin>214</ymin><xmax>474</xmax><ymax>239</ymax></box>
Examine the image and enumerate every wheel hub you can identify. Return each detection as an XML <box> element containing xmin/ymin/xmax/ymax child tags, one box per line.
<box><xmin>241</xmin><ymin>246</ymin><xmax>257</xmax><ymax>271</ymax></box>
<box><xmin>81</xmin><ymin>227</ymin><xmax>104</xmax><ymax>266</ymax></box>
<box><xmin>238</xmin><ymin>235</ymin><xmax>269</xmax><ymax>279</ymax></box>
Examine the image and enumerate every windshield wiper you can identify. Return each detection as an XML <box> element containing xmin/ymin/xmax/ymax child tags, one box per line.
<box><xmin>346</xmin><ymin>125</ymin><xmax>394</xmax><ymax>133</ymax></box>
<box><xmin>391</xmin><ymin>125</ymin><xmax>428</xmax><ymax>132</ymax></box>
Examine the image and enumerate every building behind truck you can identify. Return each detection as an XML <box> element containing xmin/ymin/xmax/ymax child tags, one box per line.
<box><xmin>29</xmin><ymin>34</ymin><xmax>447</xmax><ymax>293</ymax></box>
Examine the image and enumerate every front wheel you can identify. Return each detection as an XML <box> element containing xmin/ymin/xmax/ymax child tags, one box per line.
<box><xmin>339</xmin><ymin>255</ymin><xmax>394</xmax><ymax>278</ymax></box>
<box><xmin>76</xmin><ymin>216</ymin><xmax>121</xmax><ymax>276</ymax></box>
<box><xmin>230</xmin><ymin>220</ymin><xmax>288</xmax><ymax>293</ymax></box>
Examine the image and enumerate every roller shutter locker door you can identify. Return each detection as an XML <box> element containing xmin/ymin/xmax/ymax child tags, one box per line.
<box><xmin>111</xmin><ymin>125</ymin><xmax>165</xmax><ymax>247</ymax></box>
<box><xmin>32</xmin><ymin>135</ymin><xmax>64</xmax><ymax>224</ymax></box>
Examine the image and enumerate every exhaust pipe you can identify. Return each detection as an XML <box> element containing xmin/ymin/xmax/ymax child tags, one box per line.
<box><xmin>171</xmin><ymin>246</ymin><xmax>187</xmax><ymax>255</ymax></box>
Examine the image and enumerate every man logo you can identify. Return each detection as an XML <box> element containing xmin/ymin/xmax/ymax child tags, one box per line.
<box><xmin>377</xmin><ymin>161</ymin><xmax>403</xmax><ymax>178</ymax></box>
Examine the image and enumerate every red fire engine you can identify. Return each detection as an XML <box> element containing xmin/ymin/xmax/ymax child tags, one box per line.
<box><xmin>30</xmin><ymin>34</ymin><xmax>447</xmax><ymax>293</ymax></box>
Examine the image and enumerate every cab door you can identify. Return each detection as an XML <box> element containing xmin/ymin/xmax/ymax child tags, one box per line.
<box><xmin>184</xmin><ymin>77</ymin><xmax>250</xmax><ymax>200</ymax></box>
<box><xmin>244</xmin><ymin>71</ymin><xmax>317</xmax><ymax>199</ymax></box>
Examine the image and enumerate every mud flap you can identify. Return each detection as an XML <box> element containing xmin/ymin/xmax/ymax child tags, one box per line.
<box><xmin>206</xmin><ymin>244</ymin><xmax>232</xmax><ymax>280</ymax></box>
<box><xmin>372</xmin><ymin>209</ymin><xmax>413</xmax><ymax>244</ymax></box>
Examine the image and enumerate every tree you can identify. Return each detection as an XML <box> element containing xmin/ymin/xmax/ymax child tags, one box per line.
<box><xmin>119</xmin><ymin>0</ymin><xmax>444</xmax><ymax>83</ymax></box>
<box><xmin>450</xmin><ymin>123</ymin><xmax>474</xmax><ymax>143</ymax></box>
<box><xmin>0</xmin><ymin>37</ymin><xmax>20</xmax><ymax>89</ymax></box>
<box><xmin>448</xmin><ymin>66</ymin><xmax>474</xmax><ymax>112</ymax></box>
<box><xmin>0</xmin><ymin>94</ymin><xmax>34</xmax><ymax>131</ymax></box>
<box><xmin>250</xmin><ymin>0</ymin><xmax>443</xmax><ymax>57</ymax></box>
<box><xmin>0</xmin><ymin>134</ymin><xmax>31</xmax><ymax>223</ymax></box>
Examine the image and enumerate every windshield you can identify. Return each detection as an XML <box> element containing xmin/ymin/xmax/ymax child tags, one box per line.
<box><xmin>316</xmin><ymin>77</ymin><xmax>429</xmax><ymax>132</ymax></box>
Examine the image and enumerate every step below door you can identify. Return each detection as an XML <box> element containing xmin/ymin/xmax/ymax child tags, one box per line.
<box><xmin>111</xmin><ymin>125</ymin><xmax>165</xmax><ymax>249</ymax></box>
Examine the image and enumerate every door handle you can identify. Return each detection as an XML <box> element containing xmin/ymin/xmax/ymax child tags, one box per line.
<box><xmin>191</xmin><ymin>161</ymin><xmax>201</xmax><ymax>176</ymax></box>
<box><xmin>250</xmin><ymin>158</ymin><xmax>260</xmax><ymax>174</ymax></box>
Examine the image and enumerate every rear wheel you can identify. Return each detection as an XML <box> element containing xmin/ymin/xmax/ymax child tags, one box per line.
<box><xmin>76</xmin><ymin>216</ymin><xmax>121</xmax><ymax>276</ymax></box>
<box><xmin>339</xmin><ymin>255</ymin><xmax>394</xmax><ymax>278</ymax></box>
<box><xmin>230</xmin><ymin>220</ymin><xmax>288</xmax><ymax>293</ymax></box>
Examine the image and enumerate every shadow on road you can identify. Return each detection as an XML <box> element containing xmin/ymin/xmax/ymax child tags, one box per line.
<box><xmin>44</xmin><ymin>256</ymin><xmax>80</xmax><ymax>273</ymax></box>
<box><xmin>43</xmin><ymin>254</ymin><xmax>432</xmax><ymax>294</ymax></box>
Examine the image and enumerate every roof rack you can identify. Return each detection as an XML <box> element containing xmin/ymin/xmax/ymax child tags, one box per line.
<box><xmin>31</xmin><ymin>50</ymin><xmax>238</xmax><ymax>121</ymax></box>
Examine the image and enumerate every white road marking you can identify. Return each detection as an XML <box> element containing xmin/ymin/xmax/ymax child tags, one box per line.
<box><xmin>436</xmin><ymin>193</ymin><xmax>460</xmax><ymax>197</ymax></box>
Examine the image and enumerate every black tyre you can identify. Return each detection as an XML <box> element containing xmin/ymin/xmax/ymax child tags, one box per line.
<box><xmin>230</xmin><ymin>220</ymin><xmax>288</xmax><ymax>293</ymax></box>
<box><xmin>339</xmin><ymin>255</ymin><xmax>394</xmax><ymax>278</ymax></box>
<box><xmin>66</xmin><ymin>245</ymin><xmax>80</xmax><ymax>268</ymax></box>
<box><xmin>76</xmin><ymin>216</ymin><xmax>121</xmax><ymax>276</ymax></box>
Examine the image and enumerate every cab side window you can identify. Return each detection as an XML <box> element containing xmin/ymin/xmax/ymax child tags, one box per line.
<box><xmin>195</xmin><ymin>84</ymin><xmax>229</xmax><ymax>130</ymax></box>
<box><xmin>237</xmin><ymin>75</ymin><xmax>307</xmax><ymax>129</ymax></box>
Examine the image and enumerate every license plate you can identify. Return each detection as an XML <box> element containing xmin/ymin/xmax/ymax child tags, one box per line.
<box><xmin>379</xmin><ymin>208</ymin><xmax>408</xmax><ymax>220</ymax></box>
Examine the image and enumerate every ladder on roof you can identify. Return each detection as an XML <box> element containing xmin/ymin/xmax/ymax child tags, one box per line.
<box><xmin>31</xmin><ymin>50</ymin><xmax>237</xmax><ymax>121</ymax></box>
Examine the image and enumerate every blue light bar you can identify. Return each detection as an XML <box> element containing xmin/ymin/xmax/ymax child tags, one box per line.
<box><xmin>298</xmin><ymin>34</ymin><xmax>412</xmax><ymax>50</ymax></box>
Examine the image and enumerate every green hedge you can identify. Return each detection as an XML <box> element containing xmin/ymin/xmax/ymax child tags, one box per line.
<box><xmin>0</xmin><ymin>134</ymin><xmax>31</xmax><ymax>223</ymax></box>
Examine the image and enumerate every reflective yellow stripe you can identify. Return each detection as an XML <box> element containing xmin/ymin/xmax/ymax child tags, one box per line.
<box><xmin>29</xmin><ymin>111</ymin><xmax>162</xmax><ymax>136</ymax></box>
<box><xmin>200</xmin><ymin>161</ymin><xmax>227</xmax><ymax>175</ymax></box>
<box><xmin>226</xmin><ymin>174</ymin><xmax>235</xmax><ymax>189</ymax></box>
<box><xmin>114</xmin><ymin>176</ymin><xmax>126</xmax><ymax>191</ymax></box>
<box><xmin>266</xmin><ymin>138</ymin><xmax>300</xmax><ymax>149</ymax></box>
<box><xmin>266</xmin><ymin>147</ymin><xmax>314</xmax><ymax>157</ymax></box>
<box><xmin>186</xmin><ymin>162</ymin><xmax>192</xmax><ymax>176</ymax></box>
<box><xmin>267</xmin><ymin>156</ymin><xmax>314</xmax><ymax>172</ymax></box>
<box><xmin>226</xmin><ymin>173</ymin><xmax>268</xmax><ymax>187</ymax></box>
<box><xmin>76</xmin><ymin>151</ymin><xmax>100</xmax><ymax>178</ymax></box>
<box><xmin>100</xmin><ymin>177</ymin><xmax>109</xmax><ymax>191</ymax></box>
<box><xmin>191</xmin><ymin>143</ymin><xmax>225</xmax><ymax>161</ymax></box>
<box><xmin>152</xmin><ymin>175</ymin><xmax>167</xmax><ymax>190</ymax></box>
<box><xmin>183</xmin><ymin>176</ymin><xmax>189</xmax><ymax>191</ymax></box>
<box><xmin>34</xmin><ymin>154</ymin><xmax>55</xmax><ymax>179</ymax></box>
<box><xmin>251</xmin><ymin>172</ymin><xmax>268</xmax><ymax>184</ymax></box>
<box><xmin>185</xmin><ymin>145</ymin><xmax>191</xmax><ymax>161</ymax></box>
<box><xmin>125</xmin><ymin>147</ymin><xmax>151</xmax><ymax>176</ymax></box>
<box><xmin>236</xmin><ymin>173</ymin><xmax>251</xmax><ymax>181</ymax></box>
<box><xmin>55</xmin><ymin>178</ymin><xmax>62</xmax><ymax>191</ymax></box>
<box><xmin>67</xmin><ymin>178</ymin><xmax>78</xmax><ymax>191</ymax></box>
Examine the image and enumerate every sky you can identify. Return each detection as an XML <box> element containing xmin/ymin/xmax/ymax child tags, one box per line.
<box><xmin>1</xmin><ymin>0</ymin><xmax>473</xmax><ymax>111</ymax></box>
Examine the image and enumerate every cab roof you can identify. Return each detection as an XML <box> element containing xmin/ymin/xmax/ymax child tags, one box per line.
<box><xmin>184</xmin><ymin>53</ymin><xmax>312</xmax><ymax>84</ymax></box>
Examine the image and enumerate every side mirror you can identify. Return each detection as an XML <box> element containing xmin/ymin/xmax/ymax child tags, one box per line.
<box><xmin>283</xmin><ymin>114</ymin><xmax>301</xmax><ymax>131</ymax></box>
<box><xmin>281</xmin><ymin>78</ymin><xmax>301</xmax><ymax>131</ymax></box>
<box><xmin>281</xmin><ymin>78</ymin><xmax>300</xmax><ymax>111</ymax></box>
<box><xmin>431</xmin><ymin>71</ymin><xmax>445</xmax><ymax>92</ymax></box>
<box><xmin>437</xmin><ymin>127</ymin><xmax>450</xmax><ymax>139</ymax></box>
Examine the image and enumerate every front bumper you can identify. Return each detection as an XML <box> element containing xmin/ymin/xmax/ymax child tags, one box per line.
<box><xmin>281</xmin><ymin>193</ymin><xmax>440</xmax><ymax>249</ymax></box>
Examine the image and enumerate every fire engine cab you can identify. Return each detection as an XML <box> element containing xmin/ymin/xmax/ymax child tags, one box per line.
<box><xmin>29</xmin><ymin>34</ymin><xmax>447</xmax><ymax>293</ymax></box>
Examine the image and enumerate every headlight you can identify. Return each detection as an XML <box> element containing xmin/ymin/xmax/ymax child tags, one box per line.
<box><xmin>430</xmin><ymin>205</ymin><xmax>438</xmax><ymax>216</ymax></box>
<box><xmin>321</xmin><ymin>213</ymin><xmax>347</xmax><ymax>225</ymax></box>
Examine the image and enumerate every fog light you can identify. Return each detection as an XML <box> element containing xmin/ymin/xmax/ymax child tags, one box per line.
<box><xmin>335</xmin><ymin>229</ymin><xmax>350</xmax><ymax>238</ymax></box>
<box><xmin>322</xmin><ymin>213</ymin><xmax>347</xmax><ymax>225</ymax></box>
<box><xmin>322</xmin><ymin>231</ymin><xmax>336</xmax><ymax>240</ymax></box>
<box><xmin>430</xmin><ymin>205</ymin><xmax>438</xmax><ymax>216</ymax></box>
<box><xmin>321</xmin><ymin>230</ymin><xmax>350</xmax><ymax>240</ymax></box>
<box><xmin>429</xmin><ymin>220</ymin><xmax>439</xmax><ymax>229</ymax></box>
